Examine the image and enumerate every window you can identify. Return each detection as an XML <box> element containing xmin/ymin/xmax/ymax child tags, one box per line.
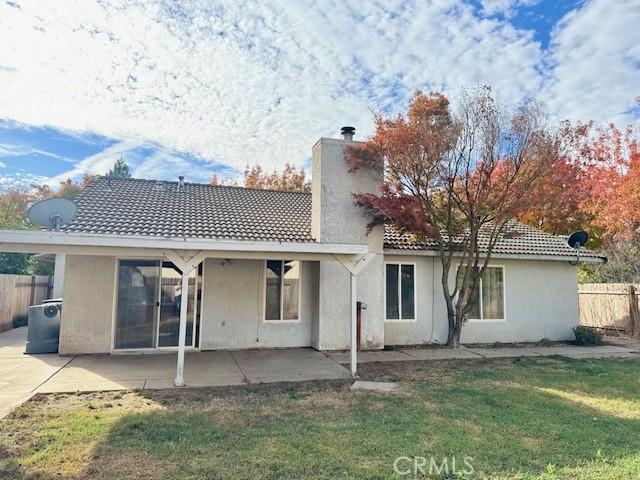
<box><xmin>265</xmin><ymin>260</ymin><xmax>300</xmax><ymax>321</ymax></box>
<box><xmin>385</xmin><ymin>263</ymin><xmax>415</xmax><ymax>320</ymax></box>
<box><xmin>456</xmin><ymin>266</ymin><xmax>505</xmax><ymax>320</ymax></box>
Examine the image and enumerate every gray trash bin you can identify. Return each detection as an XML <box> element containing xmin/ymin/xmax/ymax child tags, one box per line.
<box><xmin>25</xmin><ymin>298</ymin><xmax>62</xmax><ymax>354</ymax></box>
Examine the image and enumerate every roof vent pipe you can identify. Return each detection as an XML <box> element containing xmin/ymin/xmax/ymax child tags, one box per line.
<box><xmin>177</xmin><ymin>175</ymin><xmax>185</xmax><ymax>192</ymax></box>
<box><xmin>341</xmin><ymin>126</ymin><xmax>355</xmax><ymax>141</ymax></box>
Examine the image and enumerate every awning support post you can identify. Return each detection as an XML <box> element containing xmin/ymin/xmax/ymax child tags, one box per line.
<box><xmin>174</xmin><ymin>270</ymin><xmax>190</xmax><ymax>387</ymax></box>
<box><xmin>165</xmin><ymin>249</ymin><xmax>208</xmax><ymax>387</ymax></box>
<box><xmin>333</xmin><ymin>253</ymin><xmax>375</xmax><ymax>378</ymax></box>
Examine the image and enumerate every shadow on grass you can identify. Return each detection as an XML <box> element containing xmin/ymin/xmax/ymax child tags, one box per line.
<box><xmin>2</xmin><ymin>358</ymin><xmax>640</xmax><ymax>479</ymax></box>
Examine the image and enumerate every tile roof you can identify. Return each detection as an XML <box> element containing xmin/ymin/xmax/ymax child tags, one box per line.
<box><xmin>384</xmin><ymin>222</ymin><xmax>604</xmax><ymax>260</ymax></box>
<box><xmin>63</xmin><ymin>176</ymin><xmax>604</xmax><ymax>260</ymax></box>
<box><xmin>62</xmin><ymin>177</ymin><xmax>313</xmax><ymax>242</ymax></box>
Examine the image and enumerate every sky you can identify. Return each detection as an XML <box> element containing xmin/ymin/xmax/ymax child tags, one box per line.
<box><xmin>0</xmin><ymin>0</ymin><xmax>639</xmax><ymax>189</ymax></box>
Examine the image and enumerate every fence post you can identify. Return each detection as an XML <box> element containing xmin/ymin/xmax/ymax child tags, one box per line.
<box><xmin>630</xmin><ymin>285</ymin><xmax>640</xmax><ymax>339</ymax></box>
<box><xmin>29</xmin><ymin>276</ymin><xmax>36</xmax><ymax>306</ymax></box>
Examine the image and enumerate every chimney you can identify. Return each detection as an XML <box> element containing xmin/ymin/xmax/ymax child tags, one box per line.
<box><xmin>177</xmin><ymin>175</ymin><xmax>185</xmax><ymax>192</ymax></box>
<box><xmin>340</xmin><ymin>126</ymin><xmax>355</xmax><ymax>141</ymax></box>
<box><xmin>311</xmin><ymin>126</ymin><xmax>381</xmax><ymax>245</ymax></box>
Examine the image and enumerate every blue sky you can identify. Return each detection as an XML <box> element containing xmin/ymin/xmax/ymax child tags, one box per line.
<box><xmin>0</xmin><ymin>0</ymin><xmax>638</xmax><ymax>189</ymax></box>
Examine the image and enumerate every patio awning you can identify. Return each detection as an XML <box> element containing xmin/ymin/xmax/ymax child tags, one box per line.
<box><xmin>0</xmin><ymin>228</ymin><xmax>372</xmax><ymax>385</ymax></box>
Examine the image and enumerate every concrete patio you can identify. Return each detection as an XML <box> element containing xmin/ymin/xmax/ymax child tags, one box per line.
<box><xmin>1</xmin><ymin>326</ymin><xmax>639</xmax><ymax>418</ymax></box>
<box><xmin>0</xmin><ymin>327</ymin><xmax>351</xmax><ymax>418</ymax></box>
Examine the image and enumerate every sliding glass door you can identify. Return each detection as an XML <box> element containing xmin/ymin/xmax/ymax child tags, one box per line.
<box><xmin>115</xmin><ymin>259</ymin><xmax>201</xmax><ymax>351</ymax></box>
<box><xmin>115</xmin><ymin>260</ymin><xmax>160</xmax><ymax>349</ymax></box>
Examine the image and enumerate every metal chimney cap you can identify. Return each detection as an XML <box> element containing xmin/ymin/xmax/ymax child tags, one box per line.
<box><xmin>340</xmin><ymin>126</ymin><xmax>356</xmax><ymax>141</ymax></box>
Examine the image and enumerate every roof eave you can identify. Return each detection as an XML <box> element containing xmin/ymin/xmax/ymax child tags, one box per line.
<box><xmin>0</xmin><ymin>229</ymin><xmax>369</xmax><ymax>259</ymax></box>
<box><xmin>383</xmin><ymin>248</ymin><xmax>607</xmax><ymax>264</ymax></box>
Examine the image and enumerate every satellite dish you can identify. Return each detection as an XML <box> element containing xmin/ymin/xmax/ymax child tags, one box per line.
<box><xmin>568</xmin><ymin>231</ymin><xmax>588</xmax><ymax>249</ymax></box>
<box><xmin>28</xmin><ymin>197</ymin><xmax>77</xmax><ymax>231</ymax></box>
<box><xmin>567</xmin><ymin>230</ymin><xmax>589</xmax><ymax>265</ymax></box>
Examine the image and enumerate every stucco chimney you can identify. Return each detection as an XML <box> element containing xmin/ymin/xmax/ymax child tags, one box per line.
<box><xmin>311</xmin><ymin>128</ymin><xmax>381</xmax><ymax>245</ymax></box>
<box><xmin>310</xmin><ymin>129</ymin><xmax>385</xmax><ymax>351</ymax></box>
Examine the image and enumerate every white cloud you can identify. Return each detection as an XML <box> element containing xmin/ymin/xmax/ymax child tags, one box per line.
<box><xmin>480</xmin><ymin>0</ymin><xmax>539</xmax><ymax>18</ymax></box>
<box><xmin>0</xmin><ymin>161</ymin><xmax>6</xmax><ymax>168</ymax></box>
<box><xmin>542</xmin><ymin>0</ymin><xmax>640</xmax><ymax>124</ymax></box>
<box><xmin>0</xmin><ymin>0</ymin><xmax>545</xmax><ymax>173</ymax></box>
<box><xmin>0</xmin><ymin>171</ymin><xmax>51</xmax><ymax>190</ymax></box>
<box><xmin>48</xmin><ymin>140</ymin><xmax>142</xmax><ymax>182</ymax></box>
<box><xmin>0</xmin><ymin>0</ymin><xmax>637</xmax><ymax>179</ymax></box>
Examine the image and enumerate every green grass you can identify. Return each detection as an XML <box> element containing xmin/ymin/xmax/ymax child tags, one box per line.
<box><xmin>1</xmin><ymin>357</ymin><xmax>640</xmax><ymax>479</ymax></box>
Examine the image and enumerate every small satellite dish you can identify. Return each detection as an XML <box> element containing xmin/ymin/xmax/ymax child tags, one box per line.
<box><xmin>567</xmin><ymin>230</ymin><xmax>589</xmax><ymax>265</ymax></box>
<box><xmin>27</xmin><ymin>197</ymin><xmax>77</xmax><ymax>231</ymax></box>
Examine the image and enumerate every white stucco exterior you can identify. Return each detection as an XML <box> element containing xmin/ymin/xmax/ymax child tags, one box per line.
<box><xmin>200</xmin><ymin>258</ymin><xmax>318</xmax><ymax>350</ymax></box>
<box><xmin>382</xmin><ymin>254</ymin><xmax>580</xmax><ymax>346</ymax></box>
<box><xmin>59</xmin><ymin>254</ymin><xmax>115</xmax><ymax>354</ymax></box>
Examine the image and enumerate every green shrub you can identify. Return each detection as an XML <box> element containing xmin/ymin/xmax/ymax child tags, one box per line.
<box><xmin>572</xmin><ymin>326</ymin><xmax>603</xmax><ymax>346</ymax></box>
<box><xmin>12</xmin><ymin>313</ymin><xmax>28</xmax><ymax>328</ymax></box>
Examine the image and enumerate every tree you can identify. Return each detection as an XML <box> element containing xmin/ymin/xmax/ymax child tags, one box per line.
<box><xmin>244</xmin><ymin>163</ymin><xmax>310</xmax><ymax>191</ymax></box>
<box><xmin>345</xmin><ymin>87</ymin><xmax>558</xmax><ymax>346</ymax></box>
<box><xmin>107</xmin><ymin>157</ymin><xmax>131</xmax><ymax>178</ymax></box>
<box><xmin>516</xmin><ymin>121</ymin><xmax>640</xmax><ymax>249</ymax></box>
<box><xmin>579</xmin><ymin>241</ymin><xmax>640</xmax><ymax>284</ymax></box>
<box><xmin>210</xmin><ymin>163</ymin><xmax>310</xmax><ymax>192</ymax></box>
<box><xmin>582</xmin><ymin>124</ymin><xmax>640</xmax><ymax>243</ymax></box>
<box><xmin>0</xmin><ymin>252</ymin><xmax>32</xmax><ymax>275</ymax></box>
<box><xmin>515</xmin><ymin>123</ymin><xmax>594</xmax><ymax>238</ymax></box>
<box><xmin>0</xmin><ymin>175</ymin><xmax>94</xmax><ymax>274</ymax></box>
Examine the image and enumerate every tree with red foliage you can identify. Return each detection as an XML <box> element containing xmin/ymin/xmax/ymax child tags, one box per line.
<box><xmin>346</xmin><ymin>87</ymin><xmax>559</xmax><ymax>346</ymax></box>
<box><xmin>518</xmin><ymin>121</ymin><xmax>640</xmax><ymax>248</ymax></box>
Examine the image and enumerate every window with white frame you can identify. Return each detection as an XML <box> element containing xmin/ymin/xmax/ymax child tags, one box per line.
<box><xmin>456</xmin><ymin>266</ymin><xmax>505</xmax><ymax>320</ymax></box>
<box><xmin>265</xmin><ymin>260</ymin><xmax>300</xmax><ymax>321</ymax></box>
<box><xmin>385</xmin><ymin>263</ymin><xmax>415</xmax><ymax>320</ymax></box>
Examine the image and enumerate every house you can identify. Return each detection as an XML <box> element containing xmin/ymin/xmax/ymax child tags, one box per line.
<box><xmin>0</xmin><ymin>129</ymin><xmax>604</xmax><ymax>385</ymax></box>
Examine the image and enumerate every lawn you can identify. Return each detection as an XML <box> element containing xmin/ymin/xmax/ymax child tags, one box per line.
<box><xmin>1</xmin><ymin>357</ymin><xmax>639</xmax><ymax>479</ymax></box>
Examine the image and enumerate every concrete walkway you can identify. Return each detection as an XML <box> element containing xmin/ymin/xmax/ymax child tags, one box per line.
<box><xmin>0</xmin><ymin>328</ymin><xmax>73</xmax><ymax>418</ymax></box>
<box><xmin>1</xmin><ymin>326</ymin><xmax>639</xmax><ymax>418</ymax></box>
<box><xmin>326</xmin><ymin>344</ymin><xmax>640</xmax><ymax>364</ymax></box>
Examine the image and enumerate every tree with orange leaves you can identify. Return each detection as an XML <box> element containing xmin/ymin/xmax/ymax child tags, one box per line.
<box><xmin>210</xmin><ymin>163</ymin><xmax>310</xmax><ymax>192</ymax></box>
<box><xmin>518</xmin><ymin>120</ymin><xmax>640</xmax><ymax>249</ymax></box>
<box><xmin>346</xmin><ymin>87</ymin><xmax>559</xmax><ymax>346</ymax></box>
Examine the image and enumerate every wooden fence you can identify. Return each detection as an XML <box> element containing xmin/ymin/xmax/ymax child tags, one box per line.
<box><xmin>579</xmin><ymin>283</ymin><xmax>640</xmax><ymax>337</ymax></box>
<box><xmin>0</xmin><ymin>275</ymin><xmax>52</xmax><ymax>332</ymax></box>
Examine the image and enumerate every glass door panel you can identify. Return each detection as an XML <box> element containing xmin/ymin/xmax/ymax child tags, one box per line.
<box><xmin>115</xmin><ymin>260</ymin><xmax>160</xmax><ymax>349</ymax></box>
<box><xmin>158</xmin><ymin>262</ymin><xmax>197</xmax><ymax>348</ymax></box>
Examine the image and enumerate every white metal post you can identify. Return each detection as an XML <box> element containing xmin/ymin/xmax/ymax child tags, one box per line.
<box><xmin>174</xmin><ymin>270</ymin><xmax>190</xmax><ymax>387</ymax></box>
<box><xmin>350</xmin><ymin>272</ymin><xmax>357</xmax><ymax>376</ymax></box>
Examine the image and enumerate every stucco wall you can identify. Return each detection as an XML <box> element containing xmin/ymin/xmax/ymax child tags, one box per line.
<box><xmin>382</xmin><ymin>255</ymin><xmax>444</xmax><ymax>346</ymax></box>
<box><xmin>311</xmin><ymin>137</ymin><xmax>385</xmax><ymax>350</ymax></box>
<box><xmin>383</xmin><ymin>255</ymin><xmax>580</xmax><ymax>345</ymax></box>
<box><xmin>59</xmin><ymin>255</ymin><xmax>115</xmax><ymax>354</ymax></box>
<box><xmin>200</xmin><ymin>258</ymin><xmax>317</xmax><ymax>350</ymax></box>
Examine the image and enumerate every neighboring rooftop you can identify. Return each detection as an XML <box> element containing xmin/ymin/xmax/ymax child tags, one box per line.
<box><xmin>62</xmin><ymin>176</ymin><xmax>604</xmax><ymax>260</ymax></box>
